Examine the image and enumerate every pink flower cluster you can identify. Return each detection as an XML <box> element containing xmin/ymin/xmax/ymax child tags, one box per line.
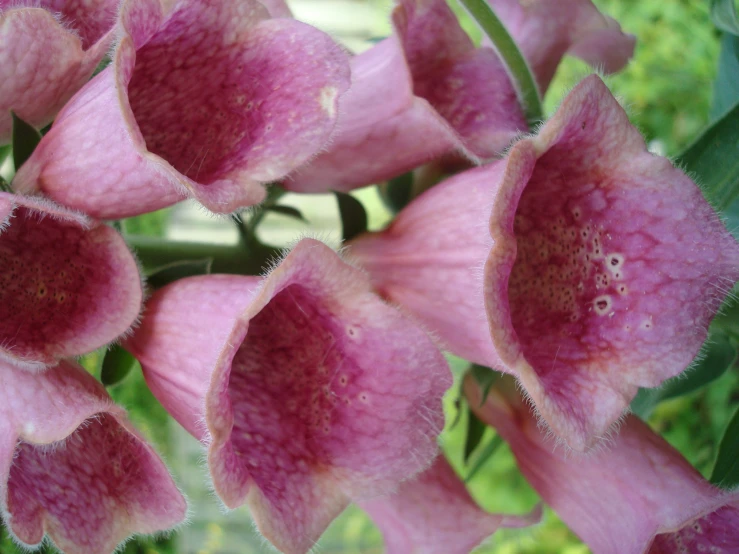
<box><xmin>0</xmin><ymin>0</ymin><xmax>737</xmax><ymax>553</ymax></box>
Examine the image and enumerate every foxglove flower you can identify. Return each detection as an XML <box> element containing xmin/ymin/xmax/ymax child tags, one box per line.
<box><xmin>125</xmin><ymin>238</ymin><xmax>451</xmax><ymax>554</ymax></box>
<box><xmin>0</xmin><ymin>0</ymin><xmax>119</xmax><ymax>143</ymax></box>
<box><xmin>360</xmin><ymin>456</ymin><xmax>540</xmax><ymax>554</ymax></box>
<box><xmin>286</xmin><ymin>0</ymin><xmax>633</xmax><ymax>192</ymax></box>
<box><xmin>485</xmin><ymin>0</ymin><xmax>636</xmax><ymax>92</ymax></box>
<box><xmin>0</xmin><ymin>192</ymin><xmax>142</xmax><ymax>370</ymax></box>
<box><xmin>348</xmin><ymin>75</ymin><xmax>739</xmax><ymax>450</ymax></box>
<box><xmin>1</xmin><ymin>359</ymin><xmax>187</xmax><ymax>554</ymax></box>
<box><xmin>13</xmin><ymin>0</ymin><xmax>350</xmax><ymax>219</ymax></box>
<box><xmin>465</xmin><ymin>375</ymin><xmax>739</xmax><ymax>554</ymax></box>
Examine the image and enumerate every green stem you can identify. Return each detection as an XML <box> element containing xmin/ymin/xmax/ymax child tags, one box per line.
<box><xmin>125</xmin><ymin>234</ymin><xmax>280</xmax><ymax>276</ymax></box>
<box><xmin>459</xmin><ymin>0</ymin><xmax>543</xmax><ymax>127</ymax></box>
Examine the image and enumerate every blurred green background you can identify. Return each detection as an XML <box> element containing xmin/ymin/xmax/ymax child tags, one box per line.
<box><xmin>2</xmin><ymin>0</ymin><xmax>737</xmax><ymax>553</ymax></box>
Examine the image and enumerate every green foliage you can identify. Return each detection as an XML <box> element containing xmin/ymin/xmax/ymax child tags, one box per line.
<box><xmin>712</xmin><ymin>33</ymin><xmax>739</xmax><ymax>117</ymax></box>
<box><xmin>464</xmin><ymin>407</ymin><xmax>488</xmax><ymax>462</ymax></box>
<box><xmin>122</xmin><ymin>208</ymin><xmax>172</xmax><ymax>237</ymax></box>
<box><xmin>549</xmin><ymin>0</ymin><xmax>720</xmax><ymax>155</ymax></box>
<box><xmin>631</xmin><ymin>331</ymin><xmax>737</xmax><ymax>418</ymax></box>
<box><xmin>146</xmin><ymin>258</ymin><xmax>213</xmax><ymax>289</ymax></box>
<box><xmin>11</xmin><ymin>111</ymin><xmax>41</xmax><ymax>170</ymax></box>
<box><xmin>676</xmin><ymin>100</ymin><xmax>739</xmax><ymax>211</ymax></box>
<box><xmin>264</xmin><ymin>204</ymin><xmax>307</xmax><ymax>222</ymax></box>
<box><xmin>711</xmin><ymin>407</ymin><xmax>739</xmax><ymax>487</ymax></box>
<box><xmin>100</xmin><ymin>344</ymin><xmax>138</xmax><ymax>387</ymax></box>
<box><xmin>711</xmin><ymin>0</ymin><xmax>739</xmax><ymax>34</ymax></box>
<box><xmin>334</xmin><ymin>191</ymin><xmax>368</xmax><ymax>241</ymax></box>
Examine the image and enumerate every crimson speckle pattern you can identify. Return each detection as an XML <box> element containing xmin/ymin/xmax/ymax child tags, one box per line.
<box><xmin>650</xmin><ymin>506</ymin><xmax>739</xmax><ymax>553</ymax></box>
<box><xmin>0</xmin><ymin>209</ymin><xmax>119</xmax><ymax>363</ymax></box>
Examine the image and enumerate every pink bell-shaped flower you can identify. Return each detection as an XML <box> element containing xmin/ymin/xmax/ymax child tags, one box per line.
<box><xmin>360</xmin><ymin>455</ymin><xmax>540</xmax><ymax>554</ymax></box>
<box><xmin>0</xmin><ymin>0</ymin><xmax>119</xmax><ymax>142</ymax></box>
<box><xmin>0</xmin><ymin>192</ymin><xmax>142</xmax><ymax>370</ymax></box>
<box><xmin>13</xmin><ymin>0</ymin><xmax>351</xmax><ymax>218</ymax></box>
<box><xmin>1</xmin><ymin>359</ymin><xmax>187</xmax><ymax>554</ymax></box>
<box><xmin>125</xmin><ymin>238</ymin><xmax>451</xmax><ymax>554</ymax></box>
<box><xmin>466</xmin><ymin>374</ymin><xmax>739</xmax><ymax>554</ymax></box>
<box><xmin>286</xmin><ymin>0</ymin><xmax>634</xmax><ymax>192</ymax></box>
<box><xmin>486</xmin><ymin>0</ymin><xmax>635</xmax><ymax>91</ymax></box>
<box><xmin>349</xmin><ymin>75</ymin><xmax>739</xmax><ymax>450</ymax></box>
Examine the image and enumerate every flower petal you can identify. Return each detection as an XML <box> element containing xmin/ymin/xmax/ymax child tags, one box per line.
<box><xmin>14</xmin><ymin>0</ymin><xmax>351</xmax><ymax>218</ymax></box>
<box><xmin>126</xmin><ymin>239</ymin><xmax>451</xmax><ymax>554</ymax></box>
<box><xmin>285</xmin><ymin>37</ymin><xmax>469</xmax><ymax>193</ymax></box>
<box><xmin>466</xmin><ymin>375</ymin><xmax>739</xmax><ymax>554</ymax></box>
<box><xmin>0</xmin><ymin>2</ymin><xmax>117</xmax><ymax>142</ymax></box>
<box><xmin>360</xmin><ymin>456</ymin><xmax>540</xmax><ymax>554</ymax></box>
<box><xmin>487</xmin><ymin>0</ymin><xmax>635</xmax><ymax>90</ymax></box>
<box><xmin>349</xmin><ymin>76</ymin><xmax>739</xmax><ymax>451</ymax></box>
<box><xmin>348</xmin><ymin>153</ymin><xmax>535</xmax><ymax>366</ymax></box>
<box><xmin>486</xmin><ymin>75</ymin><xmax>739</xmax><ymax>449</ymax></box>
<box><xmin>0</xmin><ymin>360</ymin><xmax>187</xmax><ymax>554</ymax></box>
<box><xmin>286</xmin><ymin>0</ymin><xmax>525</xmax><ymax>192</ymax></box>
<box><xmin>0</xmin><ymin>193</ymin><xmax>142</xmax><ymax>370</ymax></box>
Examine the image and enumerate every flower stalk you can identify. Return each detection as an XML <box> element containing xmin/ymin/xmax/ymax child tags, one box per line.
<box><xmin>459</xmin><ymin>0</ymin><xmax>543</xmax><ymax>127</ymax></box>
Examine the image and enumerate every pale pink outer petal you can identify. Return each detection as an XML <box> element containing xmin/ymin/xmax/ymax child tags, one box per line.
<box><xmin>285</xmin><ymin>0</ymin><xmax>526</xmax><ymax>193</ymax></box>
<box><xmin>394</xmin><ymin>0</ymin><xmax>525</xmax><ymax>157</ymax></box>
<box><xmin>0</xmin><ymin>360</ymin><xmax>187</xmax><ymax>554</ymax></box>
<box><xmin>360</xmin><ymin>456</ymin><xmax>540</xmax><ymax>554</ymax></box>
<box><xmin>257</xmin><ymin>0</ymin><xmax>292</xmax><ymax>17</ymax></box>
<box><xmin>347</xmin><ymin>151</ymin><xmax>534</xmax><ymax>367</ymax></box>
<box><xmin>349</xmin><ymin>75</ymin><xmax>739</xmax><ymax>451</ymax></box>
<box><xmin>484</xmin><ymin>75</ymin><xmax>739</xmax><ymax>450</ymax></box>
<box><xmin>13</xmin><ymin>0</ymin><xmax>351</xmax><ymax>218</ymax></box>
<box><xmin>285</xmin><ymin>37</ymin><xmax>472</xmax><ymax>193</ymax></box>
<box><xmin>487</xmin><ymin>0</ymin><xmax>635</xmax><ymax>91</ymax></box>
<box><xmin>0</xmin><ymin>192</ymin><xmax>142</xmax><ymax>370</ymax></box>
<box><xmin>127</xmin><ymin>239</ymin><xmax>451</xmax><ymax>554</ymax></box>
<box><xmin>0</xmin><ymin>1</ymin><xmax>117</xmax><ymax>142</ymax></box>
<box><xmin>466</xmin><ymin>376</ymin><xmax>739</xmax><ymax>554</ymax></box>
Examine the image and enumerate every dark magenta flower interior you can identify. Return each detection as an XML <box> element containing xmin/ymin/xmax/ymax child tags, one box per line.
<box><xmin>486</xmin><ymin>77</ymin><xmax>739</xmax><ymax>447</ymax></box>
<box><xmin>0</xmin><ymin>203</ymin><xmax>141</xmax><ymax>367</ymax></box>
<box><xmin>7</xmin><ymin>413</ymin><xmax>184</xmax><ymax>554</ymax></box>
<box><xmin>649</xmin><ymin>505</ymin><xmax>739</xmax><ymax>553</ymax></box>
<box><xmin>0</xmin><ymin>0</ymin><xmax>119</xmax><ymax>50</ymax></box>
<box><xmin>126</xmin><ymin>0</ymin><xmax>348</xmax><ymax>189</ymax></box>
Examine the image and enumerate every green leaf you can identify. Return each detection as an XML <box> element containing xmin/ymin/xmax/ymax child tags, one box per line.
<box><xmin>265</xmin><ymin>204</ymin><xmax>307</xmax><ymax>222</ymax></box>
<box><xmin>630</xmin><ymin>333</ymin><xmax>737</xmax><ymax>418</ymax></box>
<box><xmin>146</xmin><ymin>258</ymin><xmax>213</xmax><ymax>289</ymax></box>
<box><xmin>711</xmin><ymin>0</ymin><xmax>739</xmax><ymax>35</ymax></box>
<box><xmin>675</xmin><ymin>100</ymin><xmax>739</xmax><ymax>211</ymax></box>
<box><xmin>711</xmin><ymin>407</ymin><xmax>739</xmax><ymax>488</ymax></box>
<box><xmin>470</xmin><ymin>364</ymin><xmax>498</xmax><ymax>406</ymax></box>
<box><xmin>11</xmin><ymin>111</ymin><xmax>42</xmax><ymax>170</ymax></box>
<box><xmin>378</xmin><ymin>172</ymin><xmax>414</xmax><ymax>213</ymax></box>
<box><xmin>465</xmin><ymin>434</ymin><xmax>503</xmax><ymax>482</ymax></box>
<box><xmin>712</xmin><ymin>33</ymin><xmax>739</xmax><ymax>119</ymax></box>
<box><xmin>463</xmin><ymin>406</ymin><xmax>488</xmax><ymax>463</ymax></box>
<box><xmin>100</xmin><ymin>345</ymin><xmax>138</xmax><ymax>387</ymax></box>
<box><xmin>333</xmin><ymin>191</ymin><xmax>368</xmax><ymax>242</ymax></box>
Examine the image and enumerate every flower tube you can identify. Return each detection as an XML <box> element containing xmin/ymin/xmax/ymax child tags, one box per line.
<box><xmin>286</xmin><ymin>0</ymin><xmax>634</xmax><ymax>192</ymax></box>
<box><xmin>14</xmin><ymin>0</ymin><xmax>351</xmax><ymax>218</ymax></box>
<box><xmin>360</xmin><ymin>455</ymin><xmax>540</xmax><ymax>554</ymax></box>
<box><xmin>1</xmin><ymin>360</ymin><xmax>187</xmax><ymax>554</ymax></box>
<box><xmin>0</xmin><ymin>0</ymin><xmax>119</xmax><ymax>142</ymax></box>
<box><xmin>349</xmin><ymin>75</ymin><xmax>739</xmax><ymax>450</ymax></box>
<box><xmin>465</xmin><ymin>374</ymin><xmax>739</xmax><ymax>554</ymax></box>
<box><xmin>126</xmin><ymin>238</ymin><xmax>451</xmax><ymax>554</ymax></box>
<box><xmin>0</xmin><ymin>192</ymin><xmax>142</xmax><ymax>370</ymax></box>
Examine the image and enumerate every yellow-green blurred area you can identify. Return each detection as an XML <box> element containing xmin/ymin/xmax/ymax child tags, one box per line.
<box><xmin>2</xmin><ymin>1</ymin><xmax>736</xmax><ymax>553</ymax></box>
